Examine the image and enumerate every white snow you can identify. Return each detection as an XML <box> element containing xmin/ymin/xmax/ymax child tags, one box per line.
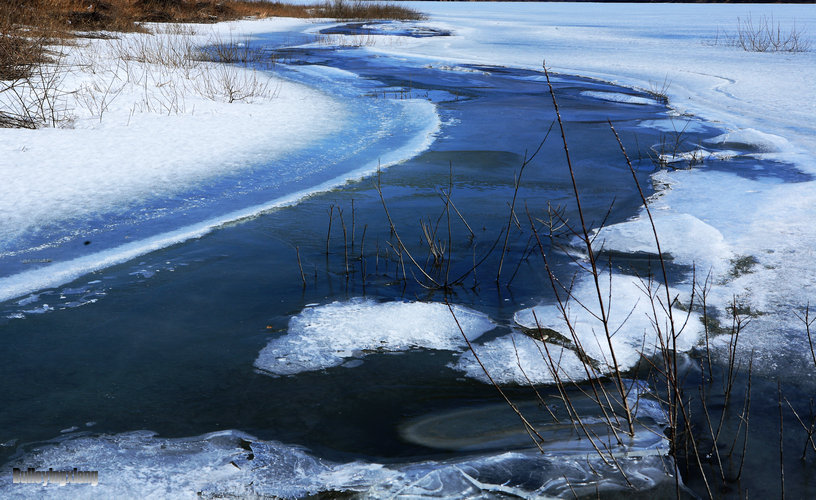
<box><xmin>704</xmin><ymin>127</ymin><xmax>793</xmax><ymax>154</ymax></box>
<box><xmin>254</xmin><ymin>298</ymin><xmax>494</xmax><ymax>375</ymax></box>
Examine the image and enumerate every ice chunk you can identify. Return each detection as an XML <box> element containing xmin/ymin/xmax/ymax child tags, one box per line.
<box><xmin>254</xmin><ymin>298</ymin><xmax>494</xmax><ymax>376</ymax></box>
<box><xmin>705</xmin><ymin>128</ymin><xmax>791</xmax><ymax>153</ymax></box>
<box><xmin>515</xmin><ymin>272</ymin><xmax>702</xmax><ymax>373</ymax></box>
<box><xmin>452</xmin><ymin>332</ymin><xmax>589</xmax><ymax>385</ymax></box>
<box><xmin>656</xmin><ymin>148</ymin><xmax>737</xmax><ymax>166</ymax></box>
<box><xmin>594</xmin><ymin>212</ymin><xmax>733</xmax><ymax>275</ymax></box>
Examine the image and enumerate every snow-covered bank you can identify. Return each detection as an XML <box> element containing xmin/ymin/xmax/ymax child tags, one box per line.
<box><xmin>0</xmin><ymin>17</ymin><xmax>441</xmax><ymax>303</ymax></box>
<box><xmin>0</xmin><ymin>19</ymin><xmax>341</xmax><ymax>288</ymax></box>
<box><xmin>1</xmin><ymin>19</ymin><xmax>343</xmax><ymax>241</ymax></box>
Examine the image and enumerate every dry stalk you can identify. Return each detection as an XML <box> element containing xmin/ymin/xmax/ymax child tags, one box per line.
<box><xmin>545</xmin><ymin>62</ymin><xmax>635</xmax><ymax>437</ymax></box>
<box><xmin>496</xmin><ymin>124</ymin><xmax>553</xmax><ymax>284</ymax></box>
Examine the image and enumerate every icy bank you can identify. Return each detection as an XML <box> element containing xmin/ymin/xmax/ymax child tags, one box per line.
<box><xmin>0</xmin><ymin>20</ymin><xmax>344</xmax><ymax>249</ymax></box>
<box><xmin>0</xmin><ymin>18</ymin><xmax>441</xmax><ymax>304</ymax></box>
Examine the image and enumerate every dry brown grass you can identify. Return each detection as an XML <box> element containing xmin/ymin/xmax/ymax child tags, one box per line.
<box><xmin>315</xmin><ymin>0</ymin><xmax>426</xmax><ymax>22</ymax></box>
<box><xmin>1</xmin><ymin>0</ymin><xmax>423</xmax><ymax>77</ymax></box>
<box><xmin>3</xmin><ymin>0</ymin><xmax>423</xmax><ymax>33</ymax></box>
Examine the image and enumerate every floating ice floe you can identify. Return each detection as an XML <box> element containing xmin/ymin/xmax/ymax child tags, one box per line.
<box><xmin>1</xmin><ymin>424</ymin><xmax>683</xmax><ymax>499</ymax></box>
<box><xmin>514</xmin><ymin>273</ymin><xmax>703</xmax><ymax>374</ymax></box>
<box><xmin>593</xmin><ymin>212</ymin><xmax>733</xmax><ymax>276</ymax></box>
<box><xmin>452</xmin><ymin>332</ymin><xmax>589</xmax><ymax>385</ymax></box>
<box><xmin>638</xmin><ymin>118</ymin><xmax>709</xmax><ymax>134</ymax></box>
<box><xmin>429</xmin><ymin>64</ymin><xmax>490</xmax><ymax>75</ymax></box>
<box><xmin>656</xmin><ymin>148</ymin><xmax>736</xmax><ymax>166</ymax></box>
<box><xmin>254</xmin><ymin>298</ymin><xmax>494</xmax><ymax>376</ymax></box>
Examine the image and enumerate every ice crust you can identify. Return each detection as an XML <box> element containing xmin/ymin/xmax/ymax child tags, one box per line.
<box><xmin>514</xmin><ymin>273</ymin><xmax>703</xmax><ymax>373</ymax></box>
<box><xmin>452</xmin><ymin>332</ymin><xmax>590</xmax><ymax>385</ymax></box>
<box><xmin>0</xmin><ymin>428</ymin><xmax>678</xmax><ymax>499</ymax></box>
<box><xmin>705</xmin><ymin>128</ymin><xmax>792</xmax><ymax>153</ymax></box>
<box><xmin>254</xmin><ymin>299</ymin><xmax>494</xmax><ymax>375</ymax></box>
<box><xmin>581</xmin><ymin>90</ymin><xmax>655</xmax><ymax>105</ymax></box>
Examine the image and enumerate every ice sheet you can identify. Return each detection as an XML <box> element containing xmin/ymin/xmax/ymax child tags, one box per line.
<box><xmin>0</xmin><ymin>427</ymin><xmax>680</xmax><ymax>499</ymax></box>
<box><xmin>581</xmin><ymin>90</ymin><xmax>656</xmax><ymax>105</ymax></box>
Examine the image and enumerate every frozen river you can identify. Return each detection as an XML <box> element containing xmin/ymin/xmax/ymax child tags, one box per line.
<box><xmin>2</xmin><ymin>12</ymin><xmax>815</xmax><ymax>499</ymax></box>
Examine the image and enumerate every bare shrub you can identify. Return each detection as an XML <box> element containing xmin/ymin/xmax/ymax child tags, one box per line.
<box><xmin>737</xmin><ymin>14</ymin><xmax>811</xmax><ymax>53</ymax></box>
<box><xmin>77</xmin><ymin>73</ymin><xmax>127</xmax><ymax>122</ymax></box>
<box><xmin>709</xmin><ymin>14</ymin><xmax>811</xmax><ymax>53</ymax></box>
<box><xmin>1</xmin><ymin>48</ymin><xmax>75</xmax><ymax>129</ymax></box>
<box><xmin>197</xmin><ymin>35</ymin><xmax>266</xmax><ymax>66</ymax></box>
<box><xmin>194</xmin><ymin>64</ymin><xmax>278</xmax><ymax>104</ymax></box>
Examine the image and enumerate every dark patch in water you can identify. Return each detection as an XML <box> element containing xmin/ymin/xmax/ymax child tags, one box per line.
<box><xmin>320</xmin><ymin>21</ymin><xmax>451</xmax><ymax>38</ymax></box>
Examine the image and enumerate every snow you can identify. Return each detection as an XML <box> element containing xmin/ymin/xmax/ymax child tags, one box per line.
<box><xmin>704</xmin><ymin>127</ymin><xmax>794</xmax><ymax>155</ymax></box>
<box><xmin>254</xmin><ymin>299</ymin><xmax>494</xmax><ymax>375</ymax></box>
